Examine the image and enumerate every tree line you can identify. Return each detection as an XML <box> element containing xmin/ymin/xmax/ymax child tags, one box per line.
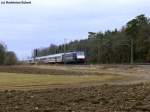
<box><xmin>0</xmin><ymin>43</ymin><xmax>17</xmax><ymax>65</ymax></box>
<box><xmin>33</xmin><ymin>14</ymin><xmax>150</xmax><ymax>64</ymax></box>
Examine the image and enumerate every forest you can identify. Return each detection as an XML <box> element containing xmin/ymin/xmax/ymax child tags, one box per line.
<box><xmin>0</xmin><ymin>43</ymin><xmax>17</xmax><ymax>65</ymax></box>
<box><xmin>33</xmin><ymin>14</ymin><xmax>150</xmax><ymax>64</ymax></box>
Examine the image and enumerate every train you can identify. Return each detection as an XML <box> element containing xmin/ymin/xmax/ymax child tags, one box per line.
<box><xmin>25</xmin><ymin>51</ymin><xmax>86</xmax><ymax>64</ymax></box>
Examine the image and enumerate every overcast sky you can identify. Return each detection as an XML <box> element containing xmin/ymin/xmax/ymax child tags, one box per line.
<box><xmin>0</xmin><ymin>0</ymin><xmax>150</xmax><ymax>59</ymax></box>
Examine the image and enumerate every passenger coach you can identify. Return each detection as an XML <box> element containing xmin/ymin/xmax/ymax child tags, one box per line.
<box><xmin>33</xmin><ymin>51</ymin><xmax>85</xmax><ymax>64</ymax></box>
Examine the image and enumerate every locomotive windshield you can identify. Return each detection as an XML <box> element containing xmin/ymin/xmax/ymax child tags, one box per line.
<box><xmin>77</xmin><ymin>52</ymin><xmax>85</xmax><ymax>56</ymax></box>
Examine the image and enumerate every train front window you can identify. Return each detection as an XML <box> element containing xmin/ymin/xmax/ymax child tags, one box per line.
<box><xmin>77</xmin><ymin>52</ymin><xmax>84</xmax><ymax>56</ymax></box>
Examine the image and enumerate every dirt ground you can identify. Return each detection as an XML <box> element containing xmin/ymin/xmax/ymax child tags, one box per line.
<box><xmin>0</xmin><ymin>65</ymin><xmax>150</xmax><ymax>112</ymax></box>
<box><xmin>0</xmin><ymin>83</ymin><xmax>150</xmax><ymax>112</ymax></box>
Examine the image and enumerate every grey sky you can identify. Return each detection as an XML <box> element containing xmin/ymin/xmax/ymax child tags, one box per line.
<box><xmin>0</xmin><ymin>0</ymin><xmax>150</xmax><ymax>59</ymax></box>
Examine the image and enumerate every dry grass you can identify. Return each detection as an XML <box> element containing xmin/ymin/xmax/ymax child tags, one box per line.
<box><xmin>0</xmin><ymin>72</ymin><xmax>122</xmax><ymax>90</ymax></box>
